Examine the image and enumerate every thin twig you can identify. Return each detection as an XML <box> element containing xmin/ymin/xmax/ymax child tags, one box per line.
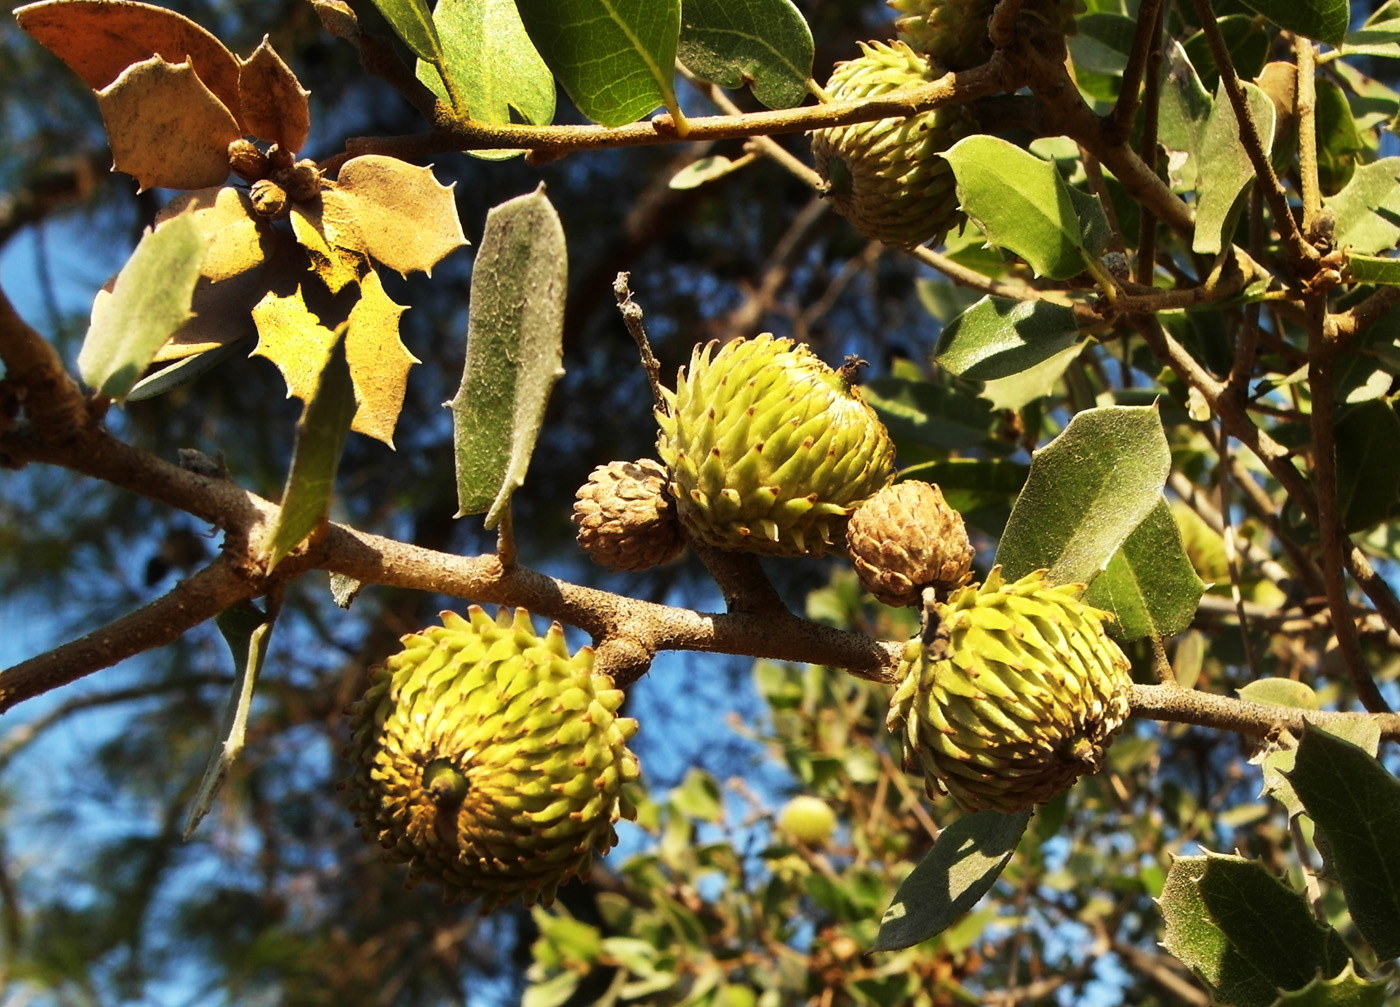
<box><xmin>613</xmin><ymin>272</ymin><xmax>668</xmax><ymax>417</ymax></box>
<box><xmin>1128</xmin><ymin>683</ymin><xmax>1400</xmax><ymax>739</ymax></box>
<box><xmin>1294</xmin><ymin>36</ymin><xmax>1324</xmax><ymax>243</ymax></box>
<box><xmin>1111</xmin><ymin>0</ymin><xmax>1167</xmax><ymax>137</ymax></box>
<box><xmin>1216</xmin><ymin>424</ymin><xmax>1259</xmax><ymax>679</ymax></box>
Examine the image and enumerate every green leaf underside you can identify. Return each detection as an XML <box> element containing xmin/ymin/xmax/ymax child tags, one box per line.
<box><xmin>1327</xmin><ymin>159</ymin><xmax>1400</xmax><ymax>255</ymax></box>
<box><xmin>450</xmin><ymin>185</ymin><xmax>567</xmax><ymax>527</ymax></box>
<box><xmin>417</xmin><ymin>0</ymin><xmax>554</xmax><ymax>159</ymax></box>
<box><xmin>1335</xmin><ymin>400</ymin><xmax>1400</xmax><ymax>531</ymax></box>
<box><xmin>514</xmin><ymin>0</ymin><xmax>680</xmax><ymax>127</ymax></box>
<box><xmin>183</xmin><ymin>601</ymin><xmax>273</xmax><ymax>839</ymax></box>
<box><xmin>873</xmin><ymin>810</ymin><xmax>1031</xmax><ymax>951</ymax></box>
<box><xmin>994</xmin><ymin>405</ymin><xmax>1171</xmax><ymax>587</ymax></box>
<box><xmin>1286</xmin><ymin>727</ymin><xmax>1400</xmax><ymax>960</ymax></box>
<box><xmin>1084</xmin><ymin>496</ymin><xmax>1205</xmax><ymax>640</ymax></box>
<box><xmin>1193</xmin><ymin>80</ymin><xmax>1276</xmax><ymax>255</ymax></box>
<box><xmin>1237</xmin><ymin>0</ymin><xmax>1349</xmax><ymax>46</ymax></box>
<box><xmin>1160</xmin><ymin>853</ymin><xmax>1355</xmax><ymax>1007</ymax></box>
<box><xmin>677</xmin><ymin>0</ymin><xmax>813</xmax><ymax>109</ymax></box>
<box><xmin>365</xmin><ymin>0</ymin><xmax>440</xmax><ymax>62</ymax></box>
<box><xmin>79</xmin><ymin>214</ymin><xmax>207</xmax><ymax>401</ymax></box>
<box><xmin>1346</xmin><ymin>253</ymin><xmax>1400</xmax><ymax>285</ymax></box>
<box><xmin>943</xmin><ymin>135</ymin><xmax>1101</xmax><ymax>280</ymax></box>
<box><xmin>935</xmin><ymin>296</ymin><xmax>1082</xmax><ymax>381</ymax></box>
<box><xmin>263</xmin><ymin>334</ymin><xmax>357</xmax><ymax>572</ymax></box>
<box><xmin>1157</xmin><ymin>41</ymin><xmax>1213</xmax><ymax>192</ymax></box>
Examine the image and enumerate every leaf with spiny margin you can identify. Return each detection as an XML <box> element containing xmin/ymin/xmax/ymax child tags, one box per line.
<box><xmin>251</xmin><ymin>283</ymin><xmax>341</xmax><ymax>406</ymax></box>
<box><xmin>1256</xmin><ymin>713</ymin><xmax>1378</xmax><ymax>821</ymax></box>
<box><xmin>289</xmin><ymin>196</ymin><xmax>364</xmax><ymax>295</ymax></box>
<box><xmin>15</xmin><ymin>0</ymin><xmax>244</xmax><ymax>124</ymax></box>
<box><xmin>96</xmin><ymin>55</ymin><xmax>240</xmax><ymax>191</ymax></box>
<box><xmin>1160</xmin><ymin>853</ymin><xmax>1356</xmax><ymax>1007</ymax></box>
<box><xmin>935</xmin><ymin>296</ymin><xmax>1082</xmax><ymax>381</ymax></box>
<box><xmin>1286</xmin><ymin>726</ymin><xmax>1400</xmax><ymax>960</ymax></box>
<box><xmin>79</xmin><ymin>213</ymin><xmax>206</xmax><ymax>400</ymax></box>
<box><xmin>873</xmin><ymin>810</ymin><xmax>1031</xmax><ymax>951</ymax></box>
<box><xmin>344</xmin><ymin>270</ymin><xmax>414</xmax><ymax>447</ymax></box>
<box><xmin>238</xmin><ymin>36</ymin><xmax>310</xmax><ymax>151</ymax></box>
<box><xmin>364</xmin><ymin>0</ymin><xmax>440</xmax><ymax>62</ymax></box>
<box><xmin>332</xmin><ymin>155</ymin><xmax>468</xmax><ymax>276</ymax></box>
<box><xmin>416</xmin><ymin>0</ymin><xmax>554</xmax><ymax>161</ymax></box>
<box><xmin>1193</xmin><ymin>80</ymin><xmax>1275</xmax><ymax>255</ymax></box>
<box><xmin>943</xmin><ymin>135</ymin><xmax>1107</xmax><ymax>280</ymax></box>
<box><xmin>183</xmin><ymin>600</ymin><xmax>274</xmax><ymax>839</ymax></box>
<box><xmin>1272</xmin><ymin>961</ymin><xmax>1389</xmax><ymax>1007</ymax></box>
<box><xmin>449</xmin><ymin>185</ymin><xmax>567</xmax><ymax>528</ymax></box>
<box><xmin>1236</xmin><ymin>0</ymin><xmax>1349</xmax><ymax>46</ymax></box>
<box><xmin>1084</xmin><ymin>496</ymin><xmax>1205</xmax><ymax>641</ymax></box>
<box><xmin>1329</xmin><ymin>159</ymin><xmax>1400</xmax><ymax>255</ymax></box>
<box><xmin>677</xmin><ymin>0</ymin><xmax>813</xmax><ymax>109</ymax></box>
<box><xmin>515</xmin><ymin>0</ymin><xmax>682</xmax><ymax>128</ymax></box>
<box><xmin>261</xmin><ymin>334</ymin><xmax>356</xmax><ymax>572</ymax></box>
<box><xmin>995</xmin><ymin>405</ymin><xmax>1170</xmax><ymax>587</ymax></box>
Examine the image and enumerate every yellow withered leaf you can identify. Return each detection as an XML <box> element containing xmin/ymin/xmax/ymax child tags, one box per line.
<box><xmin>332</xmin><ymin>155</ymin><xmax>468</xmax><ymax>276</ymax></box>
<box><xmin>289</xmin><ymin>192</ymin><xmax>365</xmax><ymax>294</ymax></box>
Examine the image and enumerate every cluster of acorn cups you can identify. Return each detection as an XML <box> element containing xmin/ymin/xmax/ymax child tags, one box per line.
<box><xmin>343</xmin><ymin>0</ymin><xmax>1121</xmax><ymax>912</ymax></box>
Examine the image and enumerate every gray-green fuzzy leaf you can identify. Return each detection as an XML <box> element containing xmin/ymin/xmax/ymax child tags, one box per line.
<box><xmin>677</xmin><ymin>0</ymin><xmax>813</xmax><ymax>109</ymax></box>
<box><xmin>935</xmin><ymin>296</ymin><xmax>1082</xmax><ymax>382</ymax></box>
<box><xmin>1084</xmin><ymin>496</ymin><xmax>1205</xmax><ymax>640</ymax></box>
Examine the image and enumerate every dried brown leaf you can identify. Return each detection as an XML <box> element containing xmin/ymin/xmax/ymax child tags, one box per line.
<box><xmin>97</xmin><ymin>56</ymin><xmax>240</xmax><ymax>191</ymax></box>
<box><xmin>238</xmin><ymin>37</ymin><xmax>311</xmax><ymax>151</ymax></box>
<box><xmin>16</xmin><ymin>0</ymin><xmax>244</xmax><ymax>125</ymax></box>
<box><xmin>332</xmin><ymin>155</ymin><xmax>468</xmax><ymax>276</ymax></box>
<box><xmin>344</xmin><ymin>270</ymin><xmax>415</xmax><ymax>446</ymax></box>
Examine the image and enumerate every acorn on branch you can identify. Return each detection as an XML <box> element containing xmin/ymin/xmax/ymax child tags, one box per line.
<box><xmin>887</xmin><ymin>0</ymin><xmax>1083</xmax><ymax>71</ymax></box>
<box><xmin>846</xmin><ymin>480</ymin><xmax>974</xmax><ymax>607</ymax></box>
<box><xmin>573</xmin><ymin>458</ymin><xmax>685</xmax><ymax>571</ymax></box>
<box><xmin>655</xmin><ymin>335</ymin><xmax>895</xmax><ymax>557</ymax></box>
<box><xmin>886</xmin><ymin>567</ymin><xmax>1132</xmax><ymax>813</ymax></box>
<box><xmin>810</xmin><ymin>40</ymin><xmax>976</xmax><ymax>249</ymax></box>
<box><xmin>344</xmin><ymin>607</ymin><xmax>641</xmax><ymax>911</ymax></box>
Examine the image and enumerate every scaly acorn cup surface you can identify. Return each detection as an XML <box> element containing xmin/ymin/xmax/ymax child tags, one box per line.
<box><xmin>344</xmin><ymin>607</ymin><xmax>640</xmax><ymax>911</ymax></box>
<box><xmin>810</xmin><ymin>40</ymin><xmax>975</xmax><ymax>249</ymax></box>
<box><xmin>886</xmin><ymin>567</ymin><xmax>1132</xmax><ymax>813</ymax></box>
<box><xmin>572</xmin><ymin>458</ymin><xmax>685</xmax><ymax>572</ymax></box>
<box><xmin>847</xmin><ymin>480</ymin><xmax>974</xmax><ymax>606</ymax></box>
<box><xmin>655</xmin><ymin>335</ymin><xmax>896</xmax><ymax>557</ymax></box>
<box><xmin>888</xmin><ymin>0</ymin><xmax>1082</xmax><ymax>71</ymax></box>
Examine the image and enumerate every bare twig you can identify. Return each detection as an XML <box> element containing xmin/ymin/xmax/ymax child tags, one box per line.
<box><xmin>1128</xmin><ymin>683</ymin><xmax>1400</xmax><ymax>740</ymax></box>
<box><xmin>1111</xmin><ymin>0</ymin><xmax>1167</xmax><ymax>137</ymax></box>
<box><xmin>1294</xmin><ymin>36</ymin><xmax>1324</xmax><ymax>242</ymax></box>
<box><xmin>613</xmin><ymin>272</ymin><xmax>668</xmax><ymax>416</ymax></box>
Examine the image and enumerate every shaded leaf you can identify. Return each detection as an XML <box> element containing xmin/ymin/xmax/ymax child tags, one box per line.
<box><xmin>1328</xmin><ymin>159</ymin><xmax>1400</xmax><ymax>255</ymax></box>
<box><xmin>261</xmin><ymin>334</ymin><xmax>357</xmax><ymax>571</ymax></box>
<box><xmin>96</xmin><ymin>55</ymin><xmax>240</xmax><ymax>191</ymax></box>
<box><xmin>669</xmin><ymin>154</ymin><xmax>749</xmax><ymax>189</ymax></box>
<box><xmin>129</xmin><ymin>339</ymin><xmax>243</xmax><ymax>401</ymax></box>
<box><xmin>1236</xmin><ymin>0</ymin><xmax>1349</xmax><ymax>46</ymax></box>
<box><xmin>935</xmin><ymin>296</ymin><xmax>1082</xmax><ymax>381</ymax></box>
<box><xmin>1161</xmin><ymin>853</ymin><xmax>1355</xmax><ymax>1007</ymax></box>
<box><xmin>1346</xmin><ymin>253</ymin><xmax>1400</xmax><ymax>285</ymax></box>
<box><xmin>978</xmin><ymin>339</ymin><xmax>1087</xmax><ymax>411</ymax></box>
<box><xmin>1287</xmin><ymin>726</ymin><xmax>1400</xmax><ymax>959</ymax></box>
<box><xmin>16</xmin><ymin>0</ymin><xmax>244</xmax><ymax>124</ymax></box>
<box><xmin>1335</xmin><ymin>399</ymin><xmax>1400</xmax><ymax>532</ymax></box>
<box><xmin>678</xmin><ymin>0</ymin><xmax>813</xmax><ymax>109</ymax></box>
<box><xmin>183</xmin><ymin>600</ymin><xmax>273</xmax><ymax>839</ymax></box>
<box><xmin>80</xmin><ymin>213</ymin><xmax>207</xmax><ymax>400</ymax></box>
<box><xmin>449</xmin><ymin>186</ymin><xmax>567</xmax><ymax>527</ymax></box>
<box><xmin>237</xmin><ymin>37</ymin><xmax>311</xmax><ymax>151</ymax></box>
<box><xmin>333</xmin><ymin>155</ymin><xmax>468</xmax><ymax>276</ymax></box>
<box><xmin>289</xmin><ymin>195</ymin><xmax>365</xmax><ymax>294</ymax></box>
<box><xmin>1258</xmin><ymin>719</ymin><xmax>1379</xmax><ymax>821</ymax></box>
<box><xmin>995</xmin><ymin>405</ymin><xmax>1171</xmax><ymax>587</ymax></box>
<box><xmin>515</xmin><ymin>0</ymin><xmax>682</xmax><ymax>127</ymax></box>
<box><xmin>943</xmin><ymin>135</ymin><xmax>1100</xmax><ymax>280</ymax></box>
<box><xmin>365</xmin><ymin>0</ymin><xmax>440</xmax><ymax>62</ymax></box>
<box><xmin>1158</xmin><ymin>41</ymin><xmax>1213</xmax><ymax>192</ymax></box>
<box><xmin>873</xmin><ymin>810</ymin><xmax>1031</xmax><ymax>951</ymax></box>
<box><xmin>1272</xmin><ymin>961</ymin><xmax>1390</xmax><ymax>1007</ymax></box>
<box><xmin>417</xmin><ymin>0</ymin><xmax>554</xmax><ymax>160</ymax></box>
<box><xmin>1184</xmin><ymin>15</ymin><xmax>1271</xmax><ymax>92</ymax></box>
<box><xmin>1193</xmin><ymin>80</ymin><xmax>1275</xmax><ymax>255</ymax></box>
<box><xmin>863</xmin><ymin>377</ymin><xmax>997</xmax><ymax>452</ymax></box>
<box><xmin>1084</xmin><ymin>496</ymin><xmax>1205</xmax><ymax>641</ymax></box>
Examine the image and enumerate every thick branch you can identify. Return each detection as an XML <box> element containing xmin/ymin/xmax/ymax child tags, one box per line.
<box><xmin>1129</xmin><ymin>683</ymin><xmax>1400</xmax><ymax>740</ymax></box>
<box><xmin>0</xmin><ymin>284</ymin><xmax>91</xmax><ymax>444</ymax></box>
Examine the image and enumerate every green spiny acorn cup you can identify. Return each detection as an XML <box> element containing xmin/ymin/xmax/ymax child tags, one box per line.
<box><xmin>888</xmin><ymin>0</ymin><xmax>1082</xmax><ymax>71</ymax></box>
<box><xmin>810</xmin><ymin>40</ymin><xmax>976</xmax><ymax>249</ymax></box>
<box><xmin>886</xmin><ymin>567</ymin><xmax>1132</xmax><ymax>813</ymax></box>
<box><xmin>655</xmin><ymin>335</ymin><xmax>896</xmax><ymax>557</ymax></box>
<box><xmin>344</xmin><ymin>606</ymin><xmax>641</xmax><ymax>911</ymax></box>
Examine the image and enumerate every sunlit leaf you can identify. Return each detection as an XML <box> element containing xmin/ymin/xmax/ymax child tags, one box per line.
<box><xmin>1236</xmin><ymin>0</ymin><xmax>1349</xmax><ymax>46</ymax></box>
<box><xmin>1084</xmin><ymin>496</ymin><xmax>1205</xmax><ymax>640</ymax></box>
<box><xmin>333</xmin><ymin>155</ymin><xmax>468</xmax><ymax>276</ymax></box>
<box><xmin>365</xmin><ymin>0</ymin><xmax>440</xmax><ymax>62</ymax></box>
<box><xmin>449</xmin><ymin>185</ymin><xmax>567</xmax><ymax>527</ymax></box>
<box><xmin>344</xmin><ymin>270</ymin><xmax>414</xmax><ymax>447</ymax></box>
<box><xmin>935</xmin><ymin>296</ymin><xmax>1082</xmax><ymax>381</ymax></box>
<box><xmin>237</xmin><ymin>37</ymin><xmax>311</xmax><ymax>151</ymax></box>
<box><xmin>678</xmin><ymin>0</ymin><xmax>813</xmax><ymax>109</ymax></box>
<box><xmin>1193</xmin><ymin>80</ymin><xmax>1275</xmax><ymax>255</ymax></box>
<box><xmin>1272</xmin><ymin>961</ymin><xmax>1389</xmax><ymax>1006</ymax></box>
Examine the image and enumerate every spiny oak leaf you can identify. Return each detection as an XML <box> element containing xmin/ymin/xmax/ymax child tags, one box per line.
<box><xmin>289</xmin><ymin>196</ymin><xmax>367</xmax><ymax>295</ymax></box>
<box><xmin>238</xmin><ymin>37</ymin><xmax>311</xmax><ymax>152</ymax></box>
<box><xmin>96</xmin><ymin>55</ymin><xmax>240</xmax><ymax>191</ymax></box>
<box><xmin>331</xmin><ymin>155</ymin><xmax>468</xmax><ymax>277</ymax></box>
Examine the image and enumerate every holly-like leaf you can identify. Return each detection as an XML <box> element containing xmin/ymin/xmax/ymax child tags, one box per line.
<box><xmin>344</xmin><ymin>270</ymin><xmax>414</xmax><ymax>447</ymax></box>
<box><xmin>873</xmin><ymin>810</ymin><xmax>1031</xmax><ymax>951</ymax></box>
<box><xmin>15</xmin><ymin>0</ymin><xmax>244</xmax><ymax>125</ymax></box>
<box><xmin>1236</xmin><ymin>0</ymin><xmax>1349</xmax><ymax>46</ymax></box>
<box><xmin>1084</xmin><ymin>496</ymin><xmax>1205</xmax><ymax>640</ymax></box>
<box><xmin>1287</xmin><ymin>726</ymin><xmax>1400</xmax><ymax>960</ymax></box>
<box><xmin>183</xmin><ymin>600</ymin><xmax>274</xmax><ymax>839</ymax></box>
<box><xmin>289</xmin><ymin>196</ymin><xmax>365</xmax><ymax>295</ymax></box>
<box><xmin>261</xmin><ymin>334</ymin><xmax>357</xmax><ymax>572</ymax></box>
<box><xmin>943</xmin><ymin>135</ymin><xmax>1105</xmax><ymax>280</ymax></box>
<box><xmin>677</xmin><ymin>0</ymin><xmax>814</xmax><ymax>110</ymax></box>
<box><xmin>79</xmin><ymin>213</ymin><xmax>207</xmax><ymax>400</ymax></box>
<box><xmin>994</xmin><ymin>405</ymin><xmax>1171</xmax><ymax>587</ymax></box>
<box><xmin>449</xmin><ymin>185</ymin><xmax>567</xmax><ymax>527</ymax></box>
<box><xmin>1328</xmin><ymin>159</ymin><xmax>1400</xmax><ymax>255</ymax></box>
<box><xmin>935</xmin><ymin>296</ymin><xmax>1082</xmax><ymax>381</ymax></box>
<box><xmin>364</xmin><ymin>0</ymin><xmax>440</xmax><ymax>63</ymax></box>
<box><xmin>238</xmin><ymin>37</ymin><xmax>310</xmax><ymax>151</ymax></box>
<box><xmin>332</xmin><ymin>155</ymin><xmax>468</xmax><ymax>276</ymax></box>
<box><xmin>1257</xmin><ymin>718</ymin><xmax>1378</xmax><ymax>821</ymax></box>
<box><xmin>96</xmin><ymin>55</ymin><xmax>240</xmax><ymax>191</ymax></box>
<box><xmin>1161</xmin><ymin>853</ymin><xmax>1356</xmax><ymax>1007</ymax></box>
<box><xmin>1272</xmin><ymin>961</ymin><xmax>1390</xmax><ymax>1007</ymax></box>
<box><xmin>1193</xmin><ymin>80</ymin><xmax>1275</xmax><ymax>255</ymax></box>
<box><xmin>515</xmin><ymin>0</ymin><xmax>683</xmax><ymax>128</ymax></box>
<box><xmin>417</xmin><ymin>0</ymin><xmax>554</xmax><ymax>160</ymax></box>
<box><xmin>251</xmin><ymin>284</ymin><xmax>341</xmax><ymax>406</ymax></box>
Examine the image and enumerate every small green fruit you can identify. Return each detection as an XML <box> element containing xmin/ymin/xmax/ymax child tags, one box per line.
<box><xmin>778</xmin><ymin>795</ymin><xmax>838</xmax><ymax>846</ymax></box>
